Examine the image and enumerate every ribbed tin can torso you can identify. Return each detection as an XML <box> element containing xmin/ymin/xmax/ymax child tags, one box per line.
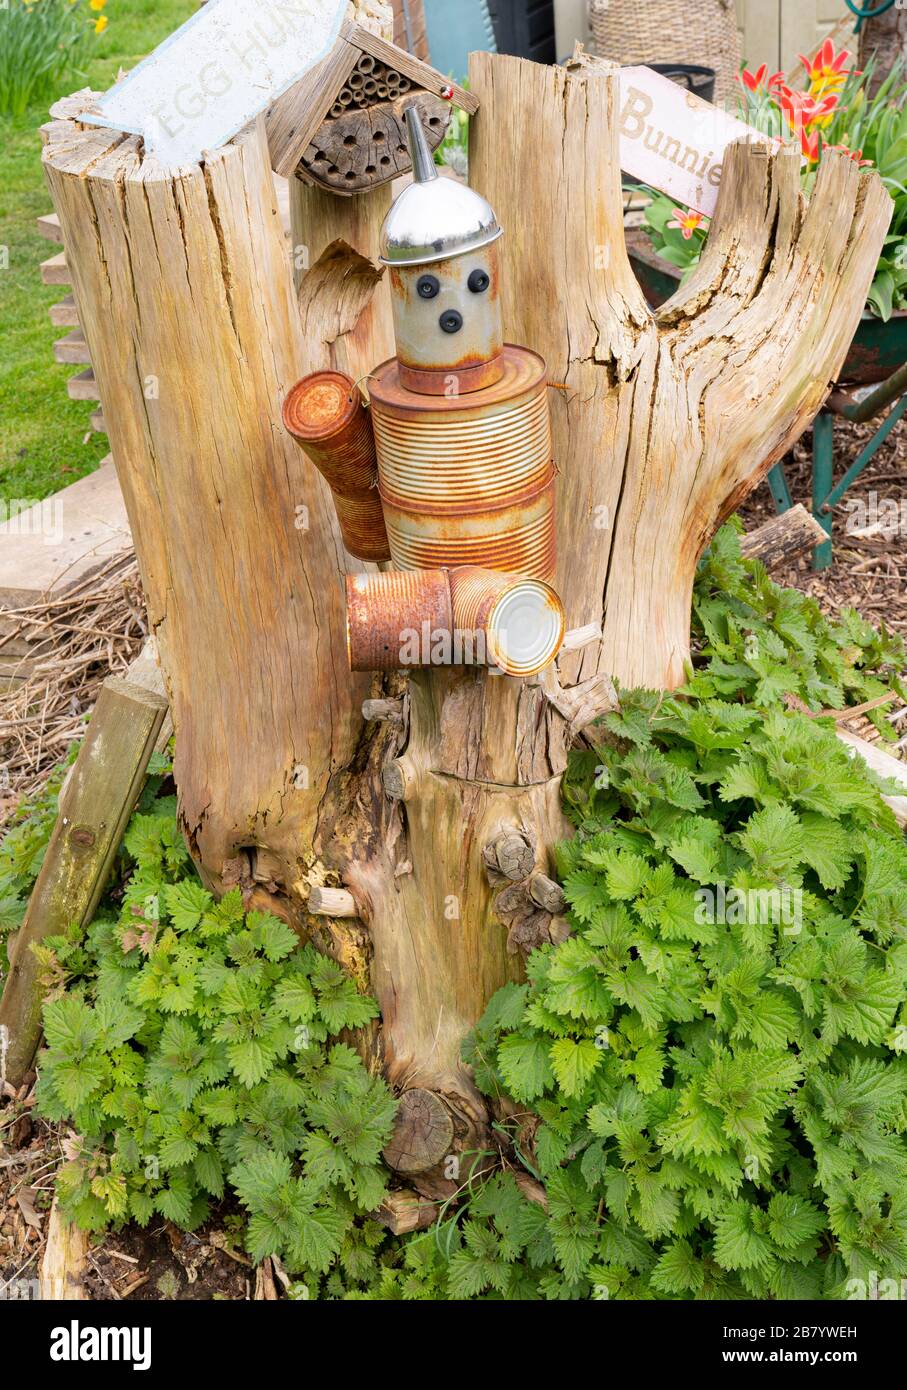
<box><xmin>368</xmin><ymin>345</ymin><xmax>556</xmax><ymax>581</ymax></box>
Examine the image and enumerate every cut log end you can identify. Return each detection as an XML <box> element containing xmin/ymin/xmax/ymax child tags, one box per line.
<box><xmin>376</xmin><ymin>1187</ymin><xmax>440</xmax><ymax>1234</ymax></box>
<box><xmin>528</xmin><ymin>873</ymin><xmax>566</xmax><ymax>914</ymax></box>
<box><xmin>307</xmin><ymin>886</ymin><xmax>358</xmax><ymax>918</ymax></box>
<box><xmin>382</xmin><ymin>757</ymin><xmax>415</xmax><ymax>802</ymax></box>
<box><xmin>362</xmin><ymin>697</ymin><xmax>405</xmax><ymax>724</ymax></box>
<box><xmin>484</xmin><ymin>831</ymin><xmax>535</xmax><ymax>883</ymax></box>
<box><xmin>383</xmin><ymin>1088</ymin><xmax>454</xmax><ymax>1174</ymax></box>
<box><xmin>740</xmin><ymin>504</ymin><xmax>828</xmax><ymax>567</ymax></box>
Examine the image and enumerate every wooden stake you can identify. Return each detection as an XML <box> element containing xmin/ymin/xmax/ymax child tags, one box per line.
<box><xmin>40</xmin><ymin>1198</ymin><xmax>90</xmax><ymax>1301</ymax></box>
<box><xmin>307</xmin><ymin>886</ymin><xmax>358</xmax><ymax>918</ymax></box>
<box><xmin>0</xmin><ymin>675</ymin><xmax>167</xmax><ymax>1087</ymax></box>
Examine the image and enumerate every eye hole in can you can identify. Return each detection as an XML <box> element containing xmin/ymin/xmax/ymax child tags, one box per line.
<box><xmin>468</xmin><ymin>268</ymin><xmax>490</xmax><ymax>294</ymax></box>
<box><xmin>440</xmin><ymin>309</ymin><xmax>463</xmax><ymax>334</ymax></box>
<box><xmin>416</xmin><ymin>274</ymin><xmax>440</xmax><ymax>299</ymax></box>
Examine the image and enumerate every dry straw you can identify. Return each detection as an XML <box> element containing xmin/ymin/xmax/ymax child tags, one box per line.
<box><xmin>0</xmin><ymin>552</ymin><xmax>146</xmax><ymax>824</ymax></box>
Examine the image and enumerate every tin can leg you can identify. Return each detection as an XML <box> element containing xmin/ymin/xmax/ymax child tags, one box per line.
<box><xmin>811</xmin><ymin>412</ymin><xmax>834</xmax><ymax>572</ymax></box>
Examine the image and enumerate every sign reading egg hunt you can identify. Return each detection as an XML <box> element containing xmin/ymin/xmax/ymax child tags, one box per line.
<box><xmin>80</xmin><ymin>0</ymin><xmax>348</xmax><ymax>167</ymax></box>
<box><xmin>617</xmin><ymin>67</ymin><xmax>777</xmax><ymax>217</ymax></box>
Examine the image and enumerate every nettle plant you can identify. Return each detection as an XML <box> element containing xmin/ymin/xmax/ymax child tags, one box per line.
<box><xmin>690</xmin><ymin>524</ymin><xmax>906</xmax><ymax>730</ymax></box>
<box><xmin>463</xmin><ymin>688</ymin><xmax>907</xmax><ymax>1299</ymax></box>
<box><xmin>34</xmin><ymin>793</ymin><xmax>397</xmax><ymax>1280</ymax></box>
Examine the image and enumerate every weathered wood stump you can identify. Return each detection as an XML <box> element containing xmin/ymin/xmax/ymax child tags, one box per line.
<box><xmin>34</xmin><ymin>48</ymin><xmax>891</xmax><ymax>1192</ymax></box>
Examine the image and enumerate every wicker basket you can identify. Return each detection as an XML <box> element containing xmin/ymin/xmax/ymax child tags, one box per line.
<box><xmin>589</xmin><ymin>0</ymin><xmax>741</xmax><ymax>106</ymax></box>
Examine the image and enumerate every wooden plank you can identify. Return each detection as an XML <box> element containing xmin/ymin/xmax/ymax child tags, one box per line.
<box><xmin>393</xmin><ymin>0</ymin><xmax>430</xmax><ymax>61</ymax></box>
<box><xmin>90</xmin><ymin>408</ymin><xmax>107</xmax><ymax>434</ymax></box>
<box><xmin>740</xmin><ymin>503</ymin><xmax>828</xmax><ymax>566</ymax></box>
<box><xmin>49</xmin><ymin>293</ymin><xmax>80</xmax><ymax>328</ymax></box>
<box><xmin>40</xmin><ymin>252</ymin><xmax>70</xmax><ymax>286</ymax></box>
<box><xmin>0</xmin><ymin>457</ymin><xmax>129</xmax><ymax>615</ymax></box>
<box><xmin>740</xmin><ymin>0</ymin><xmax>781</xmax><ymax>71</ymax></box>
<box><xmin>67</xmin><ymin>367</ymin><xmax>101</xmax><ymax>401</ymax></box>
<box><xmin>53</xmin><ymin>329</ymin><xmax>92</xmax><ymax>366</ymax></box>
<box><xmin>40</xmin><ymin>1198</ymin><xmax>90</xmax><ymax>1300</ymax></box>
<box><xmin>837</xmin><ymin>730</ymin><xmax>907</xmax><ymax>829</ymax></box>
<box><xmin>0</xmin><ymin>676</ymin><xmax>168</xmax><ymax>1087</ymax></box>
<box><xmin>781</xmin><ymin>0</ymin><xmax>850</xmax><ymax>74</ymax></box>
<box><xmin>36</xmin><ymin>211</ymin><xmax>63</xmax><ymax>244</ymax></box>
<box><xmin>349</xmin><ymin>25</ymin><xmax>480</xmax><ymax>112</ymax></box>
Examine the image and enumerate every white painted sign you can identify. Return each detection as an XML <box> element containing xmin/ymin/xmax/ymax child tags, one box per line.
<box><xmin>81</xmin><ymin>0</ymin><xmax>348</xmax><ymax>167</ymax></box>
<box><xmin>618</xmin><ymin>68</ymin><xmax>777</xmax><ymax>217</ymax></box>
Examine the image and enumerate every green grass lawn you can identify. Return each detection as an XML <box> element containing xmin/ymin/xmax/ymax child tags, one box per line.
<box><xmin>0</xmin><ymin>1</ymin><xmax>196</xmax><ymax>506</ymax></box>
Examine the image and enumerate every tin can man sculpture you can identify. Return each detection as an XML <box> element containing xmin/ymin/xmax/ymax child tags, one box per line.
<box><xmin>283</xmin><ymin>110</ymin><xmax>565</xmax><ymax>678</ymax></box>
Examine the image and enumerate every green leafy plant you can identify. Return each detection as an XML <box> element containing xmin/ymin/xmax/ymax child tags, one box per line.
<box><xmin>33</xmin><ymin>794</ymin><xmax>396</xmax><ymax>1279</ymax></box>
<box><xmin>462</xmin><ymin>686</ymin><xmax>907</xmax><ymax>1299</ymax></box>
<box><xmin>0</xmin><ymin>0</ymin><xmax>107</xmax><ymax>119</ymax></box>
<box><xmin>690</xmin><ymin>522</ymin><xmax>906</xmax><ymax>735</ymax></box>
<box><xmin>23</xmin><ymin>524</ymin><xmax>907</xmax><ymax>1300</ymax></box>
<box><xmin>0</xmin><ymin>752</ymin><xmax>76</xmax><ymax>969</ymax></box>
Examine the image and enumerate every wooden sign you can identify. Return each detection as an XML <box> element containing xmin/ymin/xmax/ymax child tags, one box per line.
<box><xmin>618</xmin><ymin>67</ymin><xmax>776</xmax><ymax>217</ymax></box>
<box><xmin>81</xmin><ymin>0</ymin><xmax>348</xmax><ymax>167</ymax></box>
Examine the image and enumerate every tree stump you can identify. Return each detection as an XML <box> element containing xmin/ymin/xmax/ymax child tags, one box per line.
<box><xmin>40</xmin><ymin>50</ymin><xmax>891</xmax><ymax>1194</ymax></box>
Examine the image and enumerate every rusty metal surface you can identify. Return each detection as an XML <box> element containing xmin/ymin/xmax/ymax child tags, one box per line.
<box><xmin>345</xmin><ymin>565</ymin><xmax>565</xmax><ymax>675</ymax></box>
<box><xmin>283</xmin><ymin>371</ymin><xmax>391</xmax><ymax>562</ymax></box>
<box><xmin>448</xmin><ymin>566</ymin><xmax>565</xmax><ymax>677</ymax></box>
<box><xmin>398</xmin><ymin>353</ymin><xmax>505</xmax><ymax>395</ymax></box>
<box><xmin>346</xmin><ymin>568</ymin><xmax>453</xmax><ymax>671</ymax></box>
<box><xmin>333</xmin><ymin>492</ymin><xmax>394</xmax><ymax>563</ymax></box>
<box><xmin>388</xmin><ymin>241</ymin><xmax>504</xmax><ymax>392</ymax></box>
<box><xmin>368</xmin><ymin>346</ymin><xmax>557</xmax><ymax>581</ymax></box>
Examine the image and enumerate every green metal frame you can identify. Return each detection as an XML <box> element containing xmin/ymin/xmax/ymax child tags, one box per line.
<box><xmin>768</xmin><ymin>363</ymin><xmax>907</xmax><ymax>570</ymax></box>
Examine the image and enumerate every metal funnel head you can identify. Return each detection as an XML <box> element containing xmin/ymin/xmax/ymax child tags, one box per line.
<box><xmin>405</xmin><ymin>106</ymin><xmax>438</xmax><ymax>184</ymax></box>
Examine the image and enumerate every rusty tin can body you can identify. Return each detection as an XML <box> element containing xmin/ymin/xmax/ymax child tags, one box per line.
<box><xmin>346</xmin><ymin>569</ymin><xmax>453</xmax><ymax>672</ymax></box>
<box><xmin>448</xmin><ymin>566</ymin><xmax>565</xmax><ymax>677</ymax></box>
<box><xmin>369</xmin><ymin>345</ymin><xmax>556</xmax><ymax>581</ymax></box>
<box><xmin>389</xmin><ymin>241</ymin><xmax>504</xmax><ymax>396</ymax></box>
<box><xmin>346</xmin><ymin>566</ymin><xmax>564</xmax><ymax>676</ymax></box>
<box><xmin>283</xmin><ymin>371</ymin><xmax>391</xmax><ymax>563</ymax></box>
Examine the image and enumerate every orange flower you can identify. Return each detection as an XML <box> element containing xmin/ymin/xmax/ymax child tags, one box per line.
<box><xmin>738</xmin><ymin>64</ymin><xmax>785</xmax><ymax>95</ymax></box>
<box><xmin>666</xmin><ymin>207</ymin><xmax>706</xmax><ymax>240</ymax></box>
<box><xmin>779</xmin><ymin>87</ymin><xmax>839</xmax><ymax>153</ymax></box>
<box><xmin>798</xmin><ymin>38</ymin><xmax>854</xmax><ymax>99</ymax></box>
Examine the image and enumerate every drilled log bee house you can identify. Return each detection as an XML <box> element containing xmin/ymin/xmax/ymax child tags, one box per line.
<box><xmin>266</xmin><ymin>21</ymin><xmax>478</xmax><ymax>191</ymax></box>
<box><xmin>284</xmin><ymin>110</ymin><xmax>566</xmax><ymax>678</ymax></box>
